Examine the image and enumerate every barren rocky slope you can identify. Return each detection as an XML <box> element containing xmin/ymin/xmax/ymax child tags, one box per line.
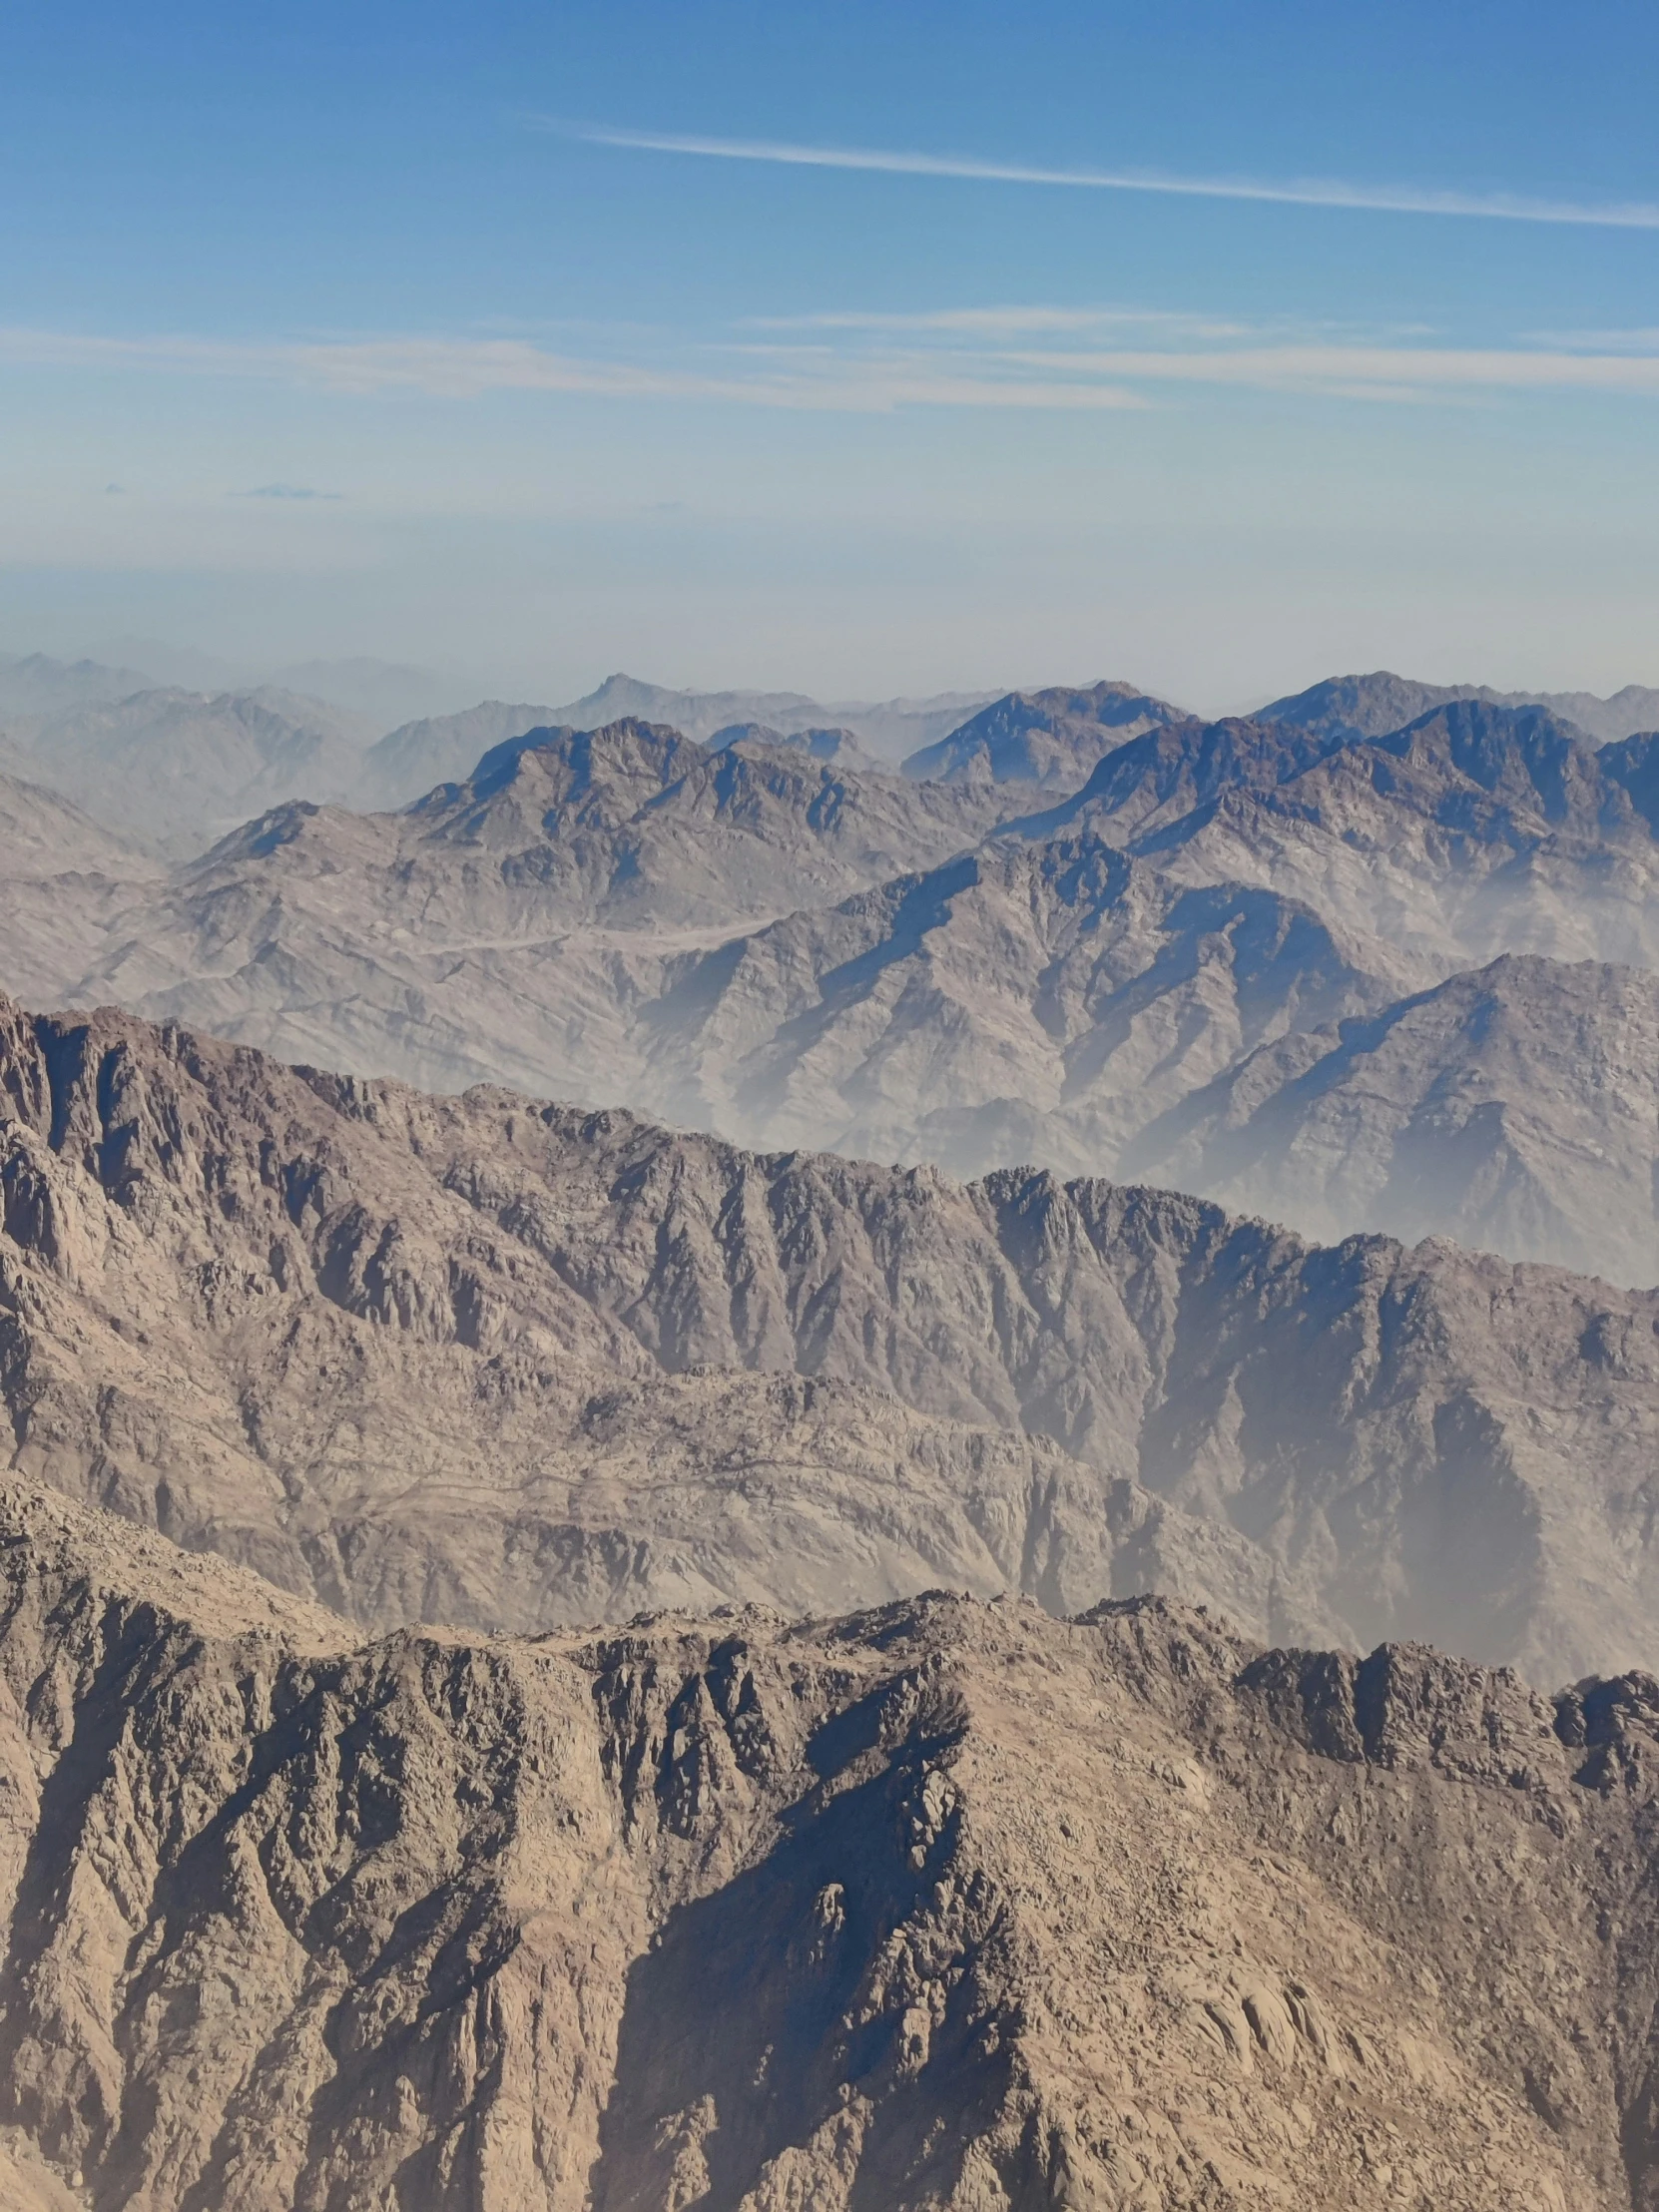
<box><xmin>902</xmin><ymin>680</ymin><xmax>1188</xmax><ymax>785</ymax></box>
<box><xmin>1118</xmin><ymin>952</ymin><xmax>1659</xmax><ymax>1285</ymax></box>
<box><xmin>592</xmin><ymin>848</ymin><xmax>1654</xmax><ymax>1283</ymax></box>
<box><xmin>86</xmin><ymin>718</ymin><xmax>1024</xmax><ymax>952</ymax></box>
<box><xmin>1</xmin><ymin>994</ymin><xmax>1654</xmax><ymax>1681</ymax></box>
<box><xmin>1259</xmin><ymin>667</ymin><xmax>1659</xmax><ymax>746</ymax></box>
<box><xmin>0</xmin><ymin>775</ymin><xmax>163</xmax><ymax>1016</ymax></box>
<box><xmin>7</xmin><ymin>1475</ymin><xmax>1659</xmax><ymax>2208</ymax></box>
<box><xmin>618</xmin><ymin>835</ymin><xmax>1409</xmax><ymax>1165</ymax></box>
<box><xmin>1117</xmin><ymin>701</ymin><xmax>1659</xmax><ymax>972</ymax></box>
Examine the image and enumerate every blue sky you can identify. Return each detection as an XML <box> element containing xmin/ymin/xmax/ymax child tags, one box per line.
<box><xmin>4</xmin><ymin>0</ymin><xmax>1659</xmax><ymax>710</ymax></box>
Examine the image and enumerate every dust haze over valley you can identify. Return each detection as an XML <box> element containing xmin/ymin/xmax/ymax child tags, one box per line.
<box><xmin>3</xmin><ymin>653</ymin><xmax>1654</xmax><ymax>1282</ymax></box>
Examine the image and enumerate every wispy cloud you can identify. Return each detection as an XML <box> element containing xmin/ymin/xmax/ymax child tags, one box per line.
<box><xmin>0</xmin><ymin>326</ymin><xmax>1146</xmax><ymax>412</ymax></box>
<box><xmin>753</xmin><ymin>305</ymin><xmax>1258</xmax><ymax>338</ymax></box>
<box><xmin>1519</xmin><ymin>325</ymin><xmax>1659</xmax><ymax>353</ymax></box>
<box><xmin>1004</xmin><ymin>344</ymin><xmax>1659</xmax><ymax>398</ymax></box>
<box><xmin>567</xmin><ymin>123</ymin><xmax>1659</xmax><ymax>234</ymax></box>
<box><xmin>9</xmin><ymin>320</ymin><xmax>1659</xmax><ymax>415</ymax></box>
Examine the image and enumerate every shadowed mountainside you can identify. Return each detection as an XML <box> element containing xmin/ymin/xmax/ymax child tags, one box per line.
<box><xmin>0</xmin><ymin>993</ymin><xmax>1654</xmax><ymax>1681</ymax></box>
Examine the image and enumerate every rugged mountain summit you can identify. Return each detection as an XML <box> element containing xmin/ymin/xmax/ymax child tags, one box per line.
<box><xmin>1124</xmin><ymin>700</ymin><xmax>1659</xmax><ymax>973</ymax></box>
<box><xmin>5</xmin><ymin>1476</ymin><xmax>1659</xmax><ymax>2207</ymax></box>
<box><xmin>902</xmin><ymin>680</ymin><xmax>1189</xmax><ymax>786</ymax></box>
<box><xmin>208</xmin><ymin>718</ymin><xmax>1018</xmax><ymax>935</ymax></box>
<box><xmin>1260</xmin><ymin>667</ymin><xmax>1659</xmax><ymax>746</ymax></box>
<box><xmin>33</xmin><ymin>719</ymin><xmax>1031</xmax><ymax>1093</ymax></box>
<box><xmin>1004</xmin><ymin>711</ymin><xmax>1369</xmax><ymax>854</ymax></box>
<box><xmin>0</xmin><ymin>994</ymin><xmax>1654</xmax><ymax>1679</ymax></box>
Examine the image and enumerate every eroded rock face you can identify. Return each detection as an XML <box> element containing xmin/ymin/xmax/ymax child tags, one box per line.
<box><xmin>3</xmin><ymin>1476</ymin><xmax>1659</xmax><ymax>2210</ymax></box>
<box><xmin>0</xmin><ymin>994</ymin><xmax>1655</xmax><ymax>1680</ymax></box>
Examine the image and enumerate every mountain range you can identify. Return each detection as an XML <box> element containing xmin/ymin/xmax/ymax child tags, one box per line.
<box><xmin>7</xmin><ymin>687</ymin><xmax>1647</xmax><ymax>1282</ymax></box>
<box><xmin>1</xmin><ymin>990</ymin><xmax>1653</xmax><ymax>1683</ymax></box>
<box><xmin>1263</xmin><ymin>667</ymin><xmax>1659</xmax><ymax>747</ymax></box>
<box><xmin>0</xmin><ymin>644</ymin><xmax>1657</xmax><ymax>2206</ymax></box>
<box><xmin>6</xmin><ymin>654</ymin><xmax>1658</xmax><ymax>861</ymax></box>
<box><xmin>6</xmin><ymin>1471</ymin><xmax>1659</xmax><ymax>2209</ymax></box>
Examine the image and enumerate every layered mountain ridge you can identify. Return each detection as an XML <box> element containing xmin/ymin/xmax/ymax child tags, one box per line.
<box><xmin>0</xmin><ymin>671</ymin><xmax>1653</xmax><ymax>1278</ymax></box>
<box><xmin>6</xmin><ymin>694</ymin><xmax>1646</xmax><ymax>1281</ymax></box>
<box><xmin>1261</xmin><ymin>665</ymin><xmax>1659</xmax><ymax>747</ymax></box>
<box><xmin>0</xmin><ymin>647</ymin><xmax>1656</xmax><ymax>2207</ymax></box>
<box><xmin>0</xmin><ymin>992</ymin><xmax>1654</xmax><ymax>1681</ymax></box>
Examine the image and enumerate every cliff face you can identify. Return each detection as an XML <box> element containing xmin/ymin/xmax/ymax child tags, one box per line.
<box><xmin>1</xmin><ymin>995</ymin><xmax>1655</xmax><ymax>1680</ymax></box>
<box><xmin>3</xmin><ymin>1474</ymin><xmax>1659</xmax><ymax>2210</ymax></box>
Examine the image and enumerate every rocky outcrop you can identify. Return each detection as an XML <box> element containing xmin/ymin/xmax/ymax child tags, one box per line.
<box><xmin>0</xmin><ymin>995</ymin><xmax>1654</xmax><ymax>1680</ymax></box>
<box><xmin>4</xmin><ymin>1476</ymin><xmax>1659</xmax><ymax>2207</ymax></box>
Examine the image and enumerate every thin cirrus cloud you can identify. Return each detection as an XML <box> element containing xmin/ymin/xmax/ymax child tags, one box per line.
<box><xmin>568</xmin><ymin>123</ymin><xmax>1659</xmax><ymax>234</ymax></box>
<box><xmin>7</xmin><ymin>321</ymin><xmax>1659</xmax><ymax>411</ymax></box>
<box><xmin>752</xmin><ymin>306</ymin><xmax>1262</xmax><ymax>338</ymax></box>
<box><xmin>0</xmin><ymin>325</ymin><xmax>1146</xmax><ymax>410</ymax></box>
<box><xmin>1003</xmin><ymin>344</ymin><xmax>1659</xmax><ymax>398</ymax></box>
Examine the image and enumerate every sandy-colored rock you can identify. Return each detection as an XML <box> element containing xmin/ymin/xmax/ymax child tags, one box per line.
<box><xmin>2</xmin><ymin>1477</ymin><xmax>1659</xmax><ymax>2207</ymax></box>
<box><xmin>0</xmin><ymin>994</ymin><xmax>1654</xmax><ymax>1680</ymax></box>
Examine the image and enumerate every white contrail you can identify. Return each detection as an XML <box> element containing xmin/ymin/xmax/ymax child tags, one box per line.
<box><xmin>570</xmin><ymin>124</ymin><xmax>1659</xmax><ymax>234</ymax></box>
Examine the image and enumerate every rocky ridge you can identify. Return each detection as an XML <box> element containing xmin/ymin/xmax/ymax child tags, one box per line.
<box><xmin>1259</xmin><ymin>667</ymin><xmax>1659</xmax><ymax>746</ymax></box>
<box><xmin>0</xmin><ymin>994</ymin><xmax>1654</xmax><ymax>1681</ymax></box>
<box><xmin>3</xmin><ymin>1474</ymin><xmax>1659</xmax><ymax>2206</ymax></box>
